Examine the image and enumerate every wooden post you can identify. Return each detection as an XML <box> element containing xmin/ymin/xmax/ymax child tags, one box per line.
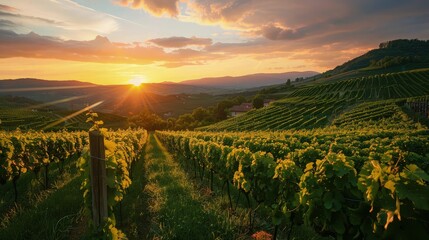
<box><xmin>89</xmin><ymin>130</ymin><xmax>108</xmax><ymax>228</ymax></box>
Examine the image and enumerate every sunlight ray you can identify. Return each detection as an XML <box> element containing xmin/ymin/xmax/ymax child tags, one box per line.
<box><xmin>0</xmin><ymin>85</ymin><xmax>96</xmax><ymax>93</ymax></box>
<box><xmin>24</xmin><ymin>95</ymin><xmax>88</xmax><ymax>110</ymax></box>
<box><xmin>42</xmin><ymin>101</ymin><xmax>104</xmax><ymax>130</ymax></box>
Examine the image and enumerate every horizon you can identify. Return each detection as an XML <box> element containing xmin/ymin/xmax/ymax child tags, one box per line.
<box><xmin>0</xmin><ymin>70</ymin><xmax>320</xmax><ymax>86</ymax></box>
<box><xmin>0</xmin><ymin>0</ymin><xmax>428</xmax><ymax>85</ymax></box>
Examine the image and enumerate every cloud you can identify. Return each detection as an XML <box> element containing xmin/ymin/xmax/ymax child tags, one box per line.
<box><xmin>259</xmin><ymin>25</ymin><xmax>306</xmax><ymax>41</ymax></box>
<box><xmin>0</xmin><ymin>4</ymin><xmax>18</xmax><ymax>12</ymax></box>
<box><xmin>118</xmin><ymin>0</ymin><xmax>429</xmax><ymax>45</ymax></box>
<box><xmin>0</xmin><ymin>0</ymin><xmax>118</xmax><ymax>36</ymax></box>
<box><xmin>0</xmin><ymin>29</ymin><xmax>221</xmax><ymax>67</ymax></box>
<box><xmin>116</xmin><ymin>0</ymin><xmax>180</xmax><ymax>16</ymax></box>
<box><xmin>147</xmin><ymin>36</ymin><xmax>212</xmax><ymax>48</ymax></box>
<box><xmin>0</xmin><ymin>19</ymin><xmax>18</xmax><ymax>29</ymax></box>
<box><xmin>2</xmin><ymin>0</ymin><xmax>429</xmax><ymax>72</ymax></box>
<box><xmin>0</xmin><ymin>7</ymin><xmax>62</xmax><ymax>26</ymax></box>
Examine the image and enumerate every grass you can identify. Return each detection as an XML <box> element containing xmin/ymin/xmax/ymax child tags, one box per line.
<box><xmin>121</xmin><ymin>133</ymin><xmax>241</xmax><ymax>239</ymax></box>
<box><xmin>0</xmin><ymin>156</ymin><xmax>84</xmax><ymax>240</ymax></box>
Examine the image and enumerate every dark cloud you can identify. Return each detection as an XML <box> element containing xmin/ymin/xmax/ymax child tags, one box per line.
<box><xmin>147</xmin><ymin>36</ymin><xmax>212</xmax><ymax>48</ymax></box>
<box><xmin>0</xmin><ymin>19</ymin><xmax>18</xmax><ymax>29</ymax></box>
<box><xmin>260</xmin><ymin>25</ymin><xmax>306</xmax><ymax>40</ymax></box>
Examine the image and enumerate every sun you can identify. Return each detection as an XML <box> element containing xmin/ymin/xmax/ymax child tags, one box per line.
<box><xmin>129</xmin><ymin>76</ymin><xmax>146</xmax><ymax>86</ymax></box>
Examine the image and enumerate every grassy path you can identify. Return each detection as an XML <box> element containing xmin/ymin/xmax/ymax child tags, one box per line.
<box><xmin>121</xmin><ymin>133</ymin><xmax>238</xmax><ymax>240</ymax></box>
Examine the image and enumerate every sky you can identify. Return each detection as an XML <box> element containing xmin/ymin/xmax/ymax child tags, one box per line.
<box><xmin>0</xmin><ymin>0</ymin><xmax>428</xmax><ymax>85</ymax></box>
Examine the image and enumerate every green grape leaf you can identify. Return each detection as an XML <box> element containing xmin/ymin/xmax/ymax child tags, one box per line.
<box><xmin>323</xmin><ymin>192</ymin><xmax>334</xmax><ymax>209</ymax></box>
<box><xmin>396</xmin><ymin>182</ymin><xmax>429</xmax><ymax>210</ymax></box>
<box><xmin>401</xmin><ymin>164</ymin><xmax>429</xmax><ymax>182</ymax></box>
<box><xmin>332</xmin><ymin>216</ymin><xmax>346</xmax><ymax>234</ymax></box>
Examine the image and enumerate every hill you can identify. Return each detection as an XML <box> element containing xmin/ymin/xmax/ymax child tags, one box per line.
<box><xmin>201</xmin><ymin>69</ymin><xmax>429</xmax><ymax>131</ymax></box>
<box><xmin>180</xmin><ymin>71</ymin><xmax>318</xmax><ymax>89</ymax></box>
<box><xmin>301</xmin><ymin>39</ymin><xmax>429</xmax><ymax>85</ymax></box>
<box><xmin>200</xmin><ymin>39</ymin><xmax>429</xmax><ymax>131</ymax></box>
<box><xmin>329</xmin><ymin>39</ymin><xmax>429</xmax><ymax>75</ymax></box>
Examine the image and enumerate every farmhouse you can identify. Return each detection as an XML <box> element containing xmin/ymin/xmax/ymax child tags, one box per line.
<box><xmin>264</xmin><ymin>99</ymin><xmax>275</xmax><ymax>107</ymax></box>
<box><xmin>230</xmin><ymin>102</ymin><xmax>253</xmax><ymax>117</ymax></box>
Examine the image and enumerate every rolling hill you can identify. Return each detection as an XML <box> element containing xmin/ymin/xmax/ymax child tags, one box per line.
<box><xmin>301</xmin><ymin>39</ymin><xmax>429</xmax><ymax>85</ymax></box>
<box><xmin>200</xmin><ymin>39</ymin><xmax>429</xmax><ymax>131</ymax></box>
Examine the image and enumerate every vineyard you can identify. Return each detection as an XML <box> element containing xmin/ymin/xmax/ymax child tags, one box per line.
<box><xmin>1</xmin><ymin>66</ymin><xmax>429</xmax><ymax>239</ymax></box>
<box><xmin>0</xmin><ymin>117</ymin><xmax>148</xmax><ymax>239</ymax></box>
<box><xmin>156</xmin><ymin>128</ymin><xmax>429</xmax><ymax>239</ymax></box>
<box><xmin>0</xmin><ymin>96</ymin><xmax>128</xmax><ymax>131</ymax></box>
<box><xmin>201</xmin><ymin>69</ymin><xmax>429</xmax><ymax>131</ymax></box>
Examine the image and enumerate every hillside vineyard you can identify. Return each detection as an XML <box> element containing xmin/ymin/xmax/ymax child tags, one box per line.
<box><xmin>201</xmin><ymin>70</ymin><xmax>429</xmax><ymax>131</ymax></box>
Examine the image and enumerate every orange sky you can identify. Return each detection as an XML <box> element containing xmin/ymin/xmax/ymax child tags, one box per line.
<box><xmin>0</xmin><ymin>56</ymin><xmax>322</xmax><ymax>85</ymax></box>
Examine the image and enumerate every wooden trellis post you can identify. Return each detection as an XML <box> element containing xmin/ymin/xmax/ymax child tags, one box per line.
<box><xmin>89</xmin><ymin>130</ymin><xmax>108</xmax><ymax>227</ymax></box>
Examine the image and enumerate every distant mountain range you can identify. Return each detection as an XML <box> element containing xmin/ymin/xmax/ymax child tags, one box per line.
<box><xmin>0</xmin><ymin>70</ymin><xmax>319</xmax><ymax>97</ymax></box>
<box><xmin>179</xmin><ymin>71</ymin><xmax>319</xmax><ymax>89</ymax></box>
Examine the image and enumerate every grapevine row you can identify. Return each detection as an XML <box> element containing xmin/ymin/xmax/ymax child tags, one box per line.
<box><xmin>156</xmin><ymin>130</ymin><xmax>429</xmax><ymax>239</ymax></box>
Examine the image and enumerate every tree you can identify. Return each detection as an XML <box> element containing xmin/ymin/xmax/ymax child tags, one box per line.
<box><xmin>128</xmin><ymin>110</ymin><xmax>167</xmax><ymax>131</ymax></box>
<box><xmin>166</xmin><ymin>117</ymin><xmax>175</xmax><ymax>129</ymax></box>
<box><xmin>175</xmin><ymin>113</ymin><xmax>195</xmax><ymax>130</ymax></box>
<box><xmin>232</xmin><ymin>95</ymin><xmax>246</xmax><ymax>105</ymax></box>
<box><xmin>192</xmin><ymin>107</ymin><xmax>210</xmax><ymax>122</ymax></box>
<box><xmin>215</xmin><ymin>100</ymin><xmax>234</xmax><ymax>121</ymax></box>
<box><xmin>286</xmin><ymin>79</ymin><xmax>291</xmax><ymax>87</ymax></box>
<box><xmin>252</xmin><ymin>94</ymin><xmax>264</xmax><ymax>109</ymax></box>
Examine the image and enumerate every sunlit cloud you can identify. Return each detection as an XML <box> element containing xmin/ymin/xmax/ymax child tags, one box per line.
<box><xmin>0</xmin><ymin>30</ymin><xmax>221</xmax><ymax>66</ymax></box>
<box><xmin>0</xmin><ymin>0</ymin><xmax>119</xmax><ymax>37</ymax></box>
<box><xmin>115</xmin><ymin>0</ymin><xmax>180</xmax><ymax>17</ymax></box>
<box><xmin>0</xmin><ymin>4</ymin><xmax>18</xmax><ymax>13</ymax></box>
